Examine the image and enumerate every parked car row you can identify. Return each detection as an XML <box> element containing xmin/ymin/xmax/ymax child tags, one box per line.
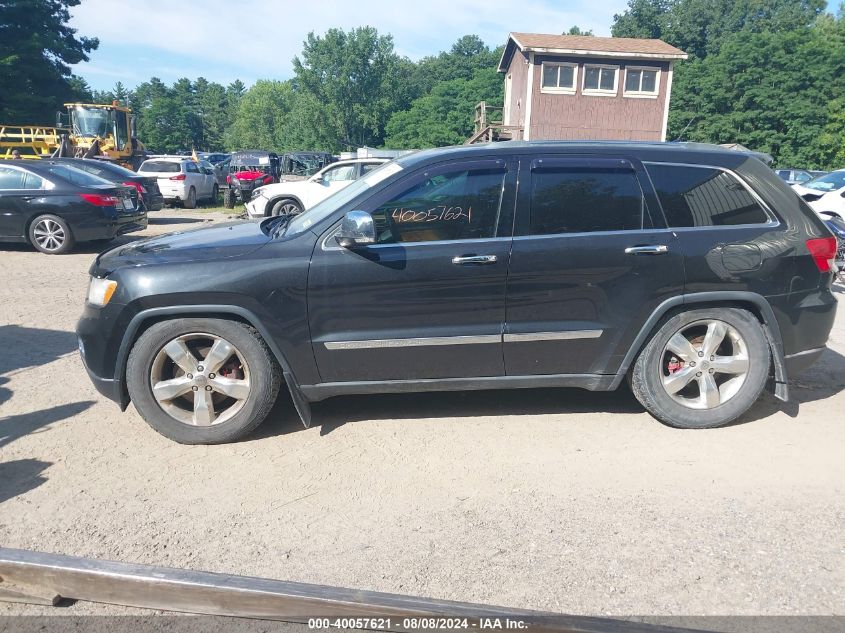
<box><xmin>0</xmin><ymin>159</ymin><xmax>147</xmax><ymax>254</ymax></box>
<box><xmin>791</xmin><ymin>169</ymin><xmax>845</xmax><ymax>220</ymax></box>
<box><xmin>775</xmin><ymin>168</ymin><xmax>828</xmax><ymax>185</ymax></box>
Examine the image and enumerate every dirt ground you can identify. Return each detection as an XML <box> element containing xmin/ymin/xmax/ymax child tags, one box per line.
<box><xmin>1</xmin><ymin>210</ymin><xmax>843</xmax><ymax>621</ymax></box>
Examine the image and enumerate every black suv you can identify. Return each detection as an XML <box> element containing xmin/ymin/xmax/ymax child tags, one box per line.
<box><xmin>77</xmin><ymin>142</ymin><xmax>838</xmax><ymax>444</ymax></box>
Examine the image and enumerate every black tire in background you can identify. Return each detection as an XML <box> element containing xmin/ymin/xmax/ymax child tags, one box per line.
<box><xmin>211</xmin><ymin>184</ymin><xmax>219</xmax><ymax>203</ymax></box>
<box><xmin>126</xmin><ymin>318</ymin><xmax>281</xmax><ymax>444</ymax></box>
<box><xmin>28</xmin><ymin>214</ymin><xmax>76</xmax><ymax>254</ymax></box>
<box><xmin>223</xmin><ymin>188</ymin><xmax>235</xmax><ymax>209</ymax></box>
<box><xmin>630</xmin><ymin>308</ymin><xmax>770</xmax><ymax>429</ymax></box>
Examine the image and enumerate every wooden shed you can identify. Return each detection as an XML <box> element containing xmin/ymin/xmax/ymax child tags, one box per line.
<box><xmin>498</xmin><ymin>33</ymin><xmax>688</xmax><ymax>142</ymax></box>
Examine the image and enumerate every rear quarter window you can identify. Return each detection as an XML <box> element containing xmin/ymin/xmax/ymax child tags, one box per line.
<box><xmin>646</xmin><ymin>163</ymin><xmax>771</xmax><ymax>227</ymax></box>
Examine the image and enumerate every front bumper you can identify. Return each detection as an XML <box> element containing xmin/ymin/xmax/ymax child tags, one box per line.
<box><xmin>244</xmin><ymin>196</ymin><xmax>265</xmax><ymax>218</ymax></box>
<box><xmin>77</xmin><ymin>330</ymin><xmax>126</xmax><ymax>408</ymax></box>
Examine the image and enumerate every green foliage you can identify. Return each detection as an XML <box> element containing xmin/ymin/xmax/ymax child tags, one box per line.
<box><xmin>385</xmin><ymin>38</ymin><xmax>504</xmax><ymax>148</ymax></box>
<box><xmin>0</xmin><ymin>0</ymin><xmax>99</xmax><ymax>124</ymax></box>
<box><xmin>565</xmin><ymin>26</ymin><xmax>595</xmax><ymax>36</ymax></box>
<box><xmin>292</xmin><ymin>27</ymin><xmax>409</xmax><ymax>151</ymax></box>
<box><xmin>614</xmin><ymin>0</ymin><xmax>844</xmax><ymax>169</ymax></box>
<box><xmin>384</xmin><ymin>68</ymin><xmax>504</xmax><ymax>148</ymax></box>
<box><xmin>225</xmin><ymin>80</ymin><xmax>297</xmax><ymax>151</ymax></box>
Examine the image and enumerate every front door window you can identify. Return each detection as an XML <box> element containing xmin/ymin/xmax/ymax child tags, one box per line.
<box><xmin>369</xmin><ymin>168</ymin><xmax>506</xmax><ymax>244</ymax></box>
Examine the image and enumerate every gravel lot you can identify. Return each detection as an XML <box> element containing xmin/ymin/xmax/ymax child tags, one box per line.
<box><xmin>1</xmin><ymin>210</ymin><xmax>843</xmax><ymax>621</ymax></box>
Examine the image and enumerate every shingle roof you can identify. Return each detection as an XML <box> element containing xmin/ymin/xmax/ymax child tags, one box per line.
<box><xmin>499</xmin><ymin>33</ymin><xmax>688</xmax><ymax>70</ymax></box>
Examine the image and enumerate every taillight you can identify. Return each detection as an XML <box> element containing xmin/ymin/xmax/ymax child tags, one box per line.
<box><xmin>169</xmin><ymin>173</ymin><xmax>186</xmax><ymax>181</ymax></box>
<box><xmin>806</xmin><ymin>237</ymin><xmax>837</xmax><ymax>272</ymax></box>
<box><xmin>122</xmin><ymin>180</ymin><xmax>147</xmax><ymax>194</ymax></box>
<box><xmin>226</xmin><ymin>174</ymin><xmax>231</xmax><ymax>184</ymax></box>
<box><xmin>79</xmin><ymin>193</ymin><xmax>119</xmax><ymax>207</ymax></box>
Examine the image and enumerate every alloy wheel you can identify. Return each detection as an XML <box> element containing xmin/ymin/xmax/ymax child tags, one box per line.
<box><xmin>660</xmin><ymin>319</ymin><xmax>750</xmax><ymax>410</ymax></box>
<box><xmin>149</xmin><ymin>333</ymin><xmax>251</xmax><ymax>426</ymax></box>
<box><xmin>275</xmin><ymin>201</ymin><xmax>301</xmax><ymax>216</ymax></box>
<box><xmin>32</xmin><ymin>218</ymin><xmax>66</xmax><ymax>252</ymax></box>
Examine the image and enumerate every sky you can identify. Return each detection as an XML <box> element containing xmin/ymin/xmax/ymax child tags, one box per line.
<box><xmin>69</xmin><ymin>0</ymin><xmax>629</xmax><ymax>91</ymax></box>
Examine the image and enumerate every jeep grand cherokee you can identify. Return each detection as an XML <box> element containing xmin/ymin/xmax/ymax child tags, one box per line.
<box><xmin>77</xmin><ymin>142</ymin><xmax>838</xmax><ymax>444</ymax></box>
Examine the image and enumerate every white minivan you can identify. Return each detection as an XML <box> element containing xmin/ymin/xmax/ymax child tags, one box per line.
<box><xmin>136</xmin><ymin>157</ymin><xmax>218</xmax><ymax>208</ymax></box>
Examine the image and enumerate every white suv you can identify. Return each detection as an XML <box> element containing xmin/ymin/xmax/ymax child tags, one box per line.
<box><xmin>244</xmin><ymin>158</ymin><xmax>388</xmax><ymax>218</ymax></box>
<box><xmin>136</xmin><ymin>157</ymin><xmax>219</xmax><ymax>208</ymax></box>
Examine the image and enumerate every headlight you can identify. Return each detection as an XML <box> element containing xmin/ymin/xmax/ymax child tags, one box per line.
<box><xmin>251</xmin><ymin>187</ymin><xmax>264</xmax><ymax>199</ymax></box>
<box><xmin>87</xmin><ymin>277</ymin><xmax>118</xmax><ymax>306</ymax></box>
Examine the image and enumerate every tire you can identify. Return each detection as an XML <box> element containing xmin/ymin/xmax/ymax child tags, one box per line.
<box><xmin>183</xmin><ymin>186</ymin><xmax>197</xmax><ymax>209</ymax></box>
<box><xmin>630</xmin><ymin>308</ymin><xmax>770</xmax><ymax>429</ymax></box>
<box><xmin>126</xmin><ymin>318</ymin><xmax>281</xmax><ymax>444</ymax></box>
<box><xmin>270</xmin><ymin>198</ymin><xmax>302</xmax><ymax>217</ymax></box>
<box><xmin>28</xmin><ymin>214</ymin><xmax>76</xmax><ymax>254</ymax></box>
<box><xmin>211</xmin><ymin>184</ymin><xmax>219</xmax><ymax>204</ymax></box>
<box><xmin>223</xmin><ymin>188</ymin><xmax>235</xmax><ymax>209</ymax></box>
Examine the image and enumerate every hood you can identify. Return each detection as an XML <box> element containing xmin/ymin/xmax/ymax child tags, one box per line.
<box><xmin>93</xmin><ymin>220</ymin><xmax>271</xmax><ymax>273</ymax></box>
<box><xmin>233</xmin><ymin>171</ymin><xmax>267</xmax><ymax>181</ymax></box>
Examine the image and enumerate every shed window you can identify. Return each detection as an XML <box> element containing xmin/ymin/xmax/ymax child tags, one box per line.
<box><xmin>541</xmin><ymin>63</ymin><xmax>577</xmax><ymax>93</ymax></box>
<box><xmin>583</xmin><ymin>65</ymin><xmax>618</xmax><ymax>95</ymax></box>
<box><xmin>624</xmin><ymin>68</ymin><xmax>659</xmax><ymax>95</ymax></box>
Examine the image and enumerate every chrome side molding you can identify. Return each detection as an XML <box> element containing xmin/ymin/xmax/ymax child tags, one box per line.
<box><xmin>324</xmin><ymin>330</ymin><xmax>603</xmax><ymax>350</ymax></box>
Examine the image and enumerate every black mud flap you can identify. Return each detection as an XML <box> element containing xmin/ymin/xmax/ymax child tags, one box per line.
<box><xmin>284</xmin><ymin>372</ymin><xmax>312</xmax><ymax>428</ymax></box>
<box><xmin>762</xmin><ymin>322</ymin><xmax>789</xmax><ymax>402</ymax></box>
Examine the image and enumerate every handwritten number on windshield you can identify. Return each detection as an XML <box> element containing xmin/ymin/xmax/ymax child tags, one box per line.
<box><xmin>390</xmin><ymin>206</ymin><xmax>472</xmax><ymax>224</ymax></box>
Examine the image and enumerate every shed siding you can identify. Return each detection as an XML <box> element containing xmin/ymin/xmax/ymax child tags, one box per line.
<box><xmin>529</xmin><ymin>56</ymin><xmax>670</xmax><ymax>142</ymax></box>
<box><xmin>504</xmin><ymin>49</ymin><xmax>529</xmax><ymax>129</ymax></box>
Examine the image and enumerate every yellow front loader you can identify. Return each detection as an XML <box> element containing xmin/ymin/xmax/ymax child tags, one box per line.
<box><xmin>0</xmin><ymin>102</ymin><xmax>146</xmax><ymax>169</ymax></box>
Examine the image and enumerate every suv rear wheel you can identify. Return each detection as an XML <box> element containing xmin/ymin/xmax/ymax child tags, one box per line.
<box><xmin>631</xmin><ymin>308</ymin><xmax>769</xmax><ymax>429</ymax></box>
<box><xmin>126</xmin><ymin>318</ymin><xmax>281</xmax><ymax>444</ymax></box>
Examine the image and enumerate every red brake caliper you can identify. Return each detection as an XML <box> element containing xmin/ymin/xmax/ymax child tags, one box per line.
<box><xmin>667</xmin><ymin>356</ymin><xmax>684</xmax><ymax>374</ymax></box>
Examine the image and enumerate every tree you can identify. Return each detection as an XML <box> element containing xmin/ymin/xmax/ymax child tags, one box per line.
<box><xmin>226</xmin><ymin>80</ymin><xmax>298</xmax><ymax>151</ymax></box>
<box><xmin>564</xmin><ymin>26</ymin><xmax>594</xmax><ymax>35</ymax></box>
<box><xmin>0</xmin><ymin>0</ymin><xmax>99</xmax><ymax>124</ymax></box>
<box><xmin>384</xmin><ymin>67</ymin><xmax>504</xmax><ymax>148</ymax></box>
<box><xmin>292</xmin><ymin>27</ymin><xmax>408</xmax><ymax>151</ymax></box>
<box><xmin>410</xmin><ymin>35</ymin><xmax>502</xmax><ymax>96</ymax></box>
<box><xmin>612</xmin><ymin>0</ymin><xmax>825</xmax><ymax>58</ymax></box>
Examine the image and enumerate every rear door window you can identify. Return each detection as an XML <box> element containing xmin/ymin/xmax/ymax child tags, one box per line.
<box><xmin>185</xmin><ymin>162</ymin><xmax>199</xmax><ymax>174</ymax></box>
<box><xmin>529</xmin><ymin>167</ymin><xmax>647</xmax><ymax>235</ymax></box>
<box><xmin>646</xmin><ymin>163</ymin><xmax>771</xmax><ymax>227</ymax></box>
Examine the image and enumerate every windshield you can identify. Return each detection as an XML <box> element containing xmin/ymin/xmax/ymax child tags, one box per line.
<box><xmin>71</xmin><ymin>105</ymin><xmax>111</xmax><ymax>138</ymax></box>
<box><xmin>46</xmin><ymin>163</ymin><xmax>114</xmax><ymax>187</ymax></box>
<box><xmin>283</xmin><ymin>161</ymin><xmax>403</xmax><ymax>236</ymax></box>
<box><xmin>139</xmin><ymin>161</ymin><xmax>182</xmax><ymax>173</ymax></box>
<box><xmin>802</xmin><ymin>171</ymin><xmax>845</xmax><ymax>191</ymax></box>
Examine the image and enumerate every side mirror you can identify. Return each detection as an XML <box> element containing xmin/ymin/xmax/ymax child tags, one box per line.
<box><xmin>336</xmin><ymin>210</ymin><xmax>376</xmax><ymax>248</ymax></box>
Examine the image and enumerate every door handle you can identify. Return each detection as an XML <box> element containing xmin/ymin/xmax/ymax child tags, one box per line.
<box><xmin>452</xmin><ymin>255</ymin><xmax>498</xmax><ymax>265</ymax></box>
<box><xmin>624</xmin><ymin>245</ymin><xmax>669</xmax><ymax>255</ymax></box>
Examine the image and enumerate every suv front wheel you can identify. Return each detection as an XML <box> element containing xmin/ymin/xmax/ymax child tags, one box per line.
<box><xmin>126</xmin><ymin>318</ymin><xmax>281</xmax><ymax>444</ymax></box>
<box><xmin>631</xmin><ymin>308</ymin><xmax>770</xmax><ymax>429</ymax></box>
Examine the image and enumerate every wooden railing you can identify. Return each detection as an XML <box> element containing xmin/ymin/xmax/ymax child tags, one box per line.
<box><xmin>466</xmin><ymin>102</ymin><xmax>523</xmax><ymax>144</ymax></box>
